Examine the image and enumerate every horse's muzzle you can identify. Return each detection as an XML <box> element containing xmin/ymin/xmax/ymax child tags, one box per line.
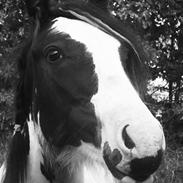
<box><xmin>129</xmin><ymin>149</ymin><xmax>163</xmax><ymax>181</ymax></box>
<box><xmin>103</xmin><ymin>142</ymin><xmax>163</xmax><ymax>182</ymax></box>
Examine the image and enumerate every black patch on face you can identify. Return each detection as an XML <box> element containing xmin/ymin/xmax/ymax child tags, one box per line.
<box><xmin>67</xmin><ymin>102</ymin><xmax>101</xmax><ymax>147</ymax></box>
<box><xmin>129</xmin><ymin>150</ymin><xmax>163</xmax><ymax>181</ymax></box>
<box><xmin>31</xmin><ymin>27</ymin><xmax>100</xmax><ymax>148</ymax></box>
<box><xmin>103</xmin><ymin>142</ymin><xmax>126</xmax><ymax>180</ymax></box>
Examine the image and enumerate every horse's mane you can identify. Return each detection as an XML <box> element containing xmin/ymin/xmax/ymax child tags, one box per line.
<box><xmin>3</xmin><ymin>40</ymin><xmax>32</xmax><ymax>183</ymax></box>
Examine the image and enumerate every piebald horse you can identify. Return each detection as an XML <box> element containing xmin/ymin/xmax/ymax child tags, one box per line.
<box><xmin>0</xmin><ymin>0</ymin><xmax>165</xmax><ymax>183</ymax></box>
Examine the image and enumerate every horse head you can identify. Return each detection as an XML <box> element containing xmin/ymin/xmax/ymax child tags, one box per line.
<box><xmin>0</xmin><ymin>1</ymin><xmax>165</xmax><ymax>183</ymax></box>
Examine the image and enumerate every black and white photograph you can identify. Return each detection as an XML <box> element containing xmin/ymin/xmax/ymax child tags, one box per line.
<box><xmin>0</xmin><ymin>0</ymin><xmax>183</xmax><ymax>182</ymax></box>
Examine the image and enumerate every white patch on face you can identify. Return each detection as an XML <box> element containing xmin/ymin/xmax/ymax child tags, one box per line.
<box><xmin>52</xmin><ymin>17</ymin><xmax>165</xmax><ymax>160</ymax></box>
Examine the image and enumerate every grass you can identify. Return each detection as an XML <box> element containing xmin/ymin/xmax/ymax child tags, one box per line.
<box><xmin>0</xmin><ymin>135</ymin><xmax>183</xmax><ymax>182</ymax></box>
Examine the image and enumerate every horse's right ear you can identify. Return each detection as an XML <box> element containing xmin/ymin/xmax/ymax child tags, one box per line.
<box><xmin>25</xmin><ymin>0</ymin><xmax>52</xmax><ymax>23</ymax></box>
<box><xmin>25</xmin><ymin>0</ymin><xmax>41</xmax><ymax>18</ymax></box>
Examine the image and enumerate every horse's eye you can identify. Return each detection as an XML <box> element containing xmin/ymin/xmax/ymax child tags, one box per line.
<box><xmin>44</xmin><ymin>46</ymin><xmax>63</xmax><ymax>63</ymax></box>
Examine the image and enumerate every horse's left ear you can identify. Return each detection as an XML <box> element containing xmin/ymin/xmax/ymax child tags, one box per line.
<box><xmin>25</xmin><ymin>0</ymin><xmax>45</xmax><ymax>18</ymax></box>
<box><xmin>25</xmin><ymin>0</ymin><xmax>109</xmax><ymax>22</ymax></box>
<box><xmin>25</xmin><ymin>0</ymin><xmax>57</xmax><ymax>23</ymax></box>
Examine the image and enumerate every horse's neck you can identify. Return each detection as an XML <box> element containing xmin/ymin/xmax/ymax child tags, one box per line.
<box><xmin>0</xmin><ymin>121</ymin><xmax>118</xmax><ymax>183</ymax></box>
<box><xmin>53</xmin><ymin>142</ymin><xmax>118</xmax><ymax>183</ymax></box>
<box><xmin>28</xmin><ymin>120</ymin><xmax>117</xmax><ymax>183</ymax></box>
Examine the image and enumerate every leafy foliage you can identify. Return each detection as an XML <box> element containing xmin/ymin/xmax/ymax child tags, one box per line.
<box><xmin>0</xmin><ymin>0</ymin><xmax>26</xmax><ymax>54</ymax></box>
<box><xmin>0</xmin><ymin>0</ymin><xmax>28</xmax><ymax>135</ymax></box>
<box><xmin>111</xmin><ymin>0</ymin><xmax>183</xmax><ymax>147</ymax></box>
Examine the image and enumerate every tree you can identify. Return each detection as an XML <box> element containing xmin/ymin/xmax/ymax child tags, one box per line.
<box><xmin>111</xmin><ymin>0</ymin><xmax>183</xmax><ymax>104</ymax></box>
<box><xmin>0</xmin><ymin>0</ymin><xmax>28</xmax><ymax>132</ymax></box>
<box><xmin>111</xmin><ymin>0</ymin><xmax>183</xmax><ymax>144</ymax></box>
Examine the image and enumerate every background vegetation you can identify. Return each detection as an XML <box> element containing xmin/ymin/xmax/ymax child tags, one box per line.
<box><xmin>0</xmin><ymin>0</ymin><xmax>183</xmax><ymax>182</ymax></box>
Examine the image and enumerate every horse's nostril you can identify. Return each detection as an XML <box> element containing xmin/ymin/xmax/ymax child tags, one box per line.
<box><xmin>129</xmin><ymin>149</ymin><xmax>163</xmax><ymax>181</ymax></box>
<box><xmin>122</xmin><ymin>125</ymin><xmax>135</xmax><ymax>149</ymax></box>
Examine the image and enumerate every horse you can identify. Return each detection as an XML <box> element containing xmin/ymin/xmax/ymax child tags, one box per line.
<box><xmin>0</xmin><ymin>0</ymin><xmax>166</xmax><ymax>183</ymax></box>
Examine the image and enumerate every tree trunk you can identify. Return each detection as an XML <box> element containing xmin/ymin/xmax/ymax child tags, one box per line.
<box><xmin>175</xmin><ymin>79</ymin><xmax>181</xmax><ymax>103</ymax></box>
<box><xmin>169</xmin><ymin>81</ymin><xmax>173</xmax><ymax>106</ymax></box>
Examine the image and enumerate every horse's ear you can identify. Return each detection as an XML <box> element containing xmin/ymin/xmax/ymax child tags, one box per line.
<box><xmin>25</xmin><ymin>0</ymin><xmax>109</xmax><ymax>21</ymax></box>
<box><xmin>25</xmin><ymin>0</ymin><xmax>42</xmax><ymax>18</ymax></box>
<box><xmin>25</xmin><ymin>0</ymin><xmax>52</xmax><ymax>23</ymax></box>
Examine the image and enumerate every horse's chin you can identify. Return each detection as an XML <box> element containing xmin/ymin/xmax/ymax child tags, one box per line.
<box><xmin>102</xmin><ymin>142</ymin><xmax>155</xmax><ymax>183</ymax></box>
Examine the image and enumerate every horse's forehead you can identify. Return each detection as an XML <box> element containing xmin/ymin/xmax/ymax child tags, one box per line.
<box><xmin>51</xmin><ymin>17</ymin><xmax>121</xmax><ymax>54</ymax></box>
<box><xmin>50</xmin><ymin>17</ymin><xmax>123</xmax><ymax>82</ymax></box>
